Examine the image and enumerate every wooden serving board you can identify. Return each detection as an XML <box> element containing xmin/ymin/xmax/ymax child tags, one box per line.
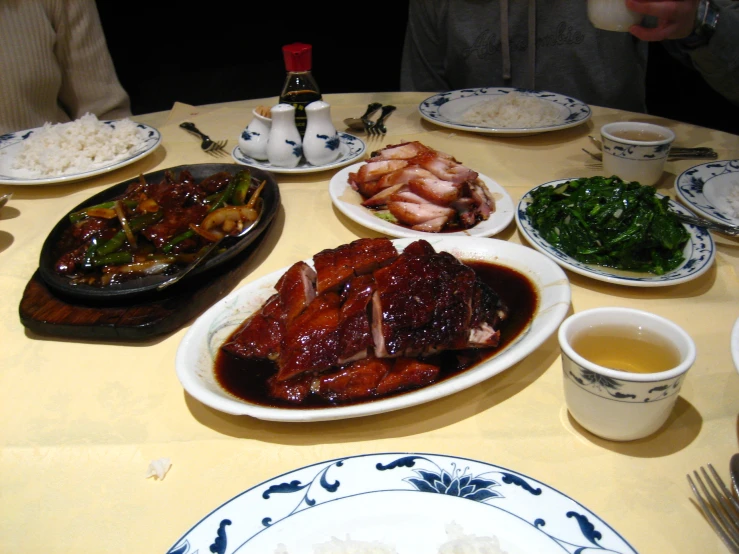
<box><xmin>19</xmin><ymin>224</ymin><xmax>273</xmax><ymax>341</ymax></box>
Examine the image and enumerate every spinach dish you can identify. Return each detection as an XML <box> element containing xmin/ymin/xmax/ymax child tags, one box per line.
<box><xmin>525</xmin><ymin>176</ymin><xmax>689</xmax><ymax>275</ymax></box>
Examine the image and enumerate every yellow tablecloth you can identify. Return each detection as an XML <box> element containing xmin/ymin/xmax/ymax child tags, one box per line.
<box><xmin>1</xmin><ymin>92</ymin><xmax>739</xmax><ymax>553</ymax></box>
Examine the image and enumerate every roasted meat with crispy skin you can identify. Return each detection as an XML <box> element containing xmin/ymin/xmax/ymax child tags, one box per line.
<box><xmin>221</xmin><ymin>237</ymin><xmax>509</xmax><ymax>404</ymax></box>
<box><xmin>347</xmin><ymin>142</ymin><xmax>495</xmax><ymax>232</ymax></box>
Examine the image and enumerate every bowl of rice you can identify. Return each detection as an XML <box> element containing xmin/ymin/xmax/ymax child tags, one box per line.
<box><xmin>0</xmin><ymin>113</ymin><xmax>161</xmax><ymax>185</ymax></box>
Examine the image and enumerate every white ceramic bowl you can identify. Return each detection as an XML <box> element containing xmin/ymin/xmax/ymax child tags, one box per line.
<box><xmin>601</xmin><ymin>122</ymin><xmax>675</xmax><ymax>186</ymax></box>
<box><xmin>558</xmin><ymin>307</ymin><xmax>696</xmax><ymax>441</ymax></box>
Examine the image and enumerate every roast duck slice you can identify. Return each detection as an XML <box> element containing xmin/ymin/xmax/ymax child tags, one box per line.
<box><xmin>222</xmin><ymin>237</ymin><xmax>509</xmax><ymax>404</ymax></box>
<box><xmin>347</xmin><ymin>141</ymin><xmax>496</xmax><ymax>232</ymax></box>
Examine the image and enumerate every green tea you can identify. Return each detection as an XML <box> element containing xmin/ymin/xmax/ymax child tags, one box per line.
<box><xmin>571</xmin><ymin>325</ymin><xmax>681</xmax><ymax>373</ymax></box>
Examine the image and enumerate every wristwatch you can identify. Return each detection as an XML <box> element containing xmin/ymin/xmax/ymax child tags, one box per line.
<box><xmin>680</xmin><ymin>0</ymin><xmax>720</xmax><ymax>49</ymax></box>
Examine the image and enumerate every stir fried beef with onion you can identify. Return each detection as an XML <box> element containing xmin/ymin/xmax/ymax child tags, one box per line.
<box><xmin>53</xmin><ymin>168</ymin><xmax>263</xmax><ymax>286</ymax></box>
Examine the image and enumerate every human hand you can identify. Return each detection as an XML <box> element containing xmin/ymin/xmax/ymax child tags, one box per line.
<box><xmin>625</xmin><ymin>0</ymin><xmax>701</xmax><ymax>40</ymax></box>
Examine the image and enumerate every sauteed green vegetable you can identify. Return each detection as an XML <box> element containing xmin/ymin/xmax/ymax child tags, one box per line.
<box><xmin>525</xmin><ymin>176</ymin><xmax>690</xmax><ymax>275</ymax></box>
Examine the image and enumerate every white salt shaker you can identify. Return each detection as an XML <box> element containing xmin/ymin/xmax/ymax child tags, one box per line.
<box><xmin>238</xmin><ymin>108</ymin><xmax>272</xmax><ymax>160</ymax></box>
<box><xmin>303</xmin><ymin>100</ymin><xmax>341</xmax><ymax>166</ymax></box>
<box><xmin>267</xmin><ymin>103</ymin><xmax>303</xmax><ymax>168</ymax></box>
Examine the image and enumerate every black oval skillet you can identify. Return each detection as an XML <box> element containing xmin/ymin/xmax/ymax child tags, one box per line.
<box><xmin>38</xmin><ymin>163</ymin><xmax>280</xmax><ymax>302</ymax></box>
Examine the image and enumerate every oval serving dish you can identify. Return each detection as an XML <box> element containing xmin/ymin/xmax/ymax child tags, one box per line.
<box><xmin>38</xmin><ymin>163</ymin><xmax>280</xmax><ymax>302</ymax></box>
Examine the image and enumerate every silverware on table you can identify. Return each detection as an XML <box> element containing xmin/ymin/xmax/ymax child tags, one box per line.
<box><xmin>687</xmin><ymin>463</ymin><xmax>739</xmax><ymax>553</ymax></box>
<box><xmin>583</xmin><ymin>147</ymin><xmax>718</xmax><ymax>163</ymax></box>
<box><xmin>344</xmin><ymin>102</ymin><xmax>383</xmax><ymax>133</ymax></box>
<box><xmin>366</xmin><ymin>105</ymin><xmax>397</xmax><ymax>136</ymax></box>
<box><xmin>672</xmin><ymin>211</ymin><xmax>739</xmax><ymax>237</ymax></box>
<box><xmin>180</xmin><ymin>122</ymin><xmax>229</xmax><ymax>156</ymax></box>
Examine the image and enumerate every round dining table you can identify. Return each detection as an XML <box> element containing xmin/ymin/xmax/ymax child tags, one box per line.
<box><xmin>1</xmin><ymin>91</ymin><xmax>738</xmax><ymax>554</ymax></box>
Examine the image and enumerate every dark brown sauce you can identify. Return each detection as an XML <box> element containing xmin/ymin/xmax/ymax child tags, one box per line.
<box><xmin>214</xmin><ymin>260</ymin><xmax>538</xmax><ymax>409</ymax></box>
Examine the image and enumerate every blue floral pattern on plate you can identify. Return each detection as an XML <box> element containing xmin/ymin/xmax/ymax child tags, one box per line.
<box><xmin>675</xmin><ymin>159</ymin><xmax>739</xmax><ymax>226</ymax></box>
<box><xmin>0</xmin><ymin>121</ymin><xmax>161</xmax><ymax>186</ymax></box>
<box><xmin>418</xmin><ymin>88</ymin><xmax>591</xmax><ymax>136</ymax></box>
<box><xmin>515</xmin><ymin>179</ymin><xmax>716</xmax><ymax>287</ymax></box>
<box><xmin>232</xmin><ymin>132</ymin><xmax>365</xmax><ymax>174</ymax></box>
<box><xmin>166</xmin><ymin>452</ymin><xmax>638</xmax><ymax>554</ymax></box>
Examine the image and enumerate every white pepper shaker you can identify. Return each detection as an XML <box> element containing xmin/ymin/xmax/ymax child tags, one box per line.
<box><xmin>267</xmin><ymin>103</ymin><xmax>303</xmax><ymax>168</ymax></box>
<box><xmin>303</xmin><ymin>100</ymin><xmax>341</xmax><ymax>166</ymax></box>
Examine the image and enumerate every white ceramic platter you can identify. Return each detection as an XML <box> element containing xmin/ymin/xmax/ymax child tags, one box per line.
<box><xmin>175</xmin><ymin>237</ymin><xmax>571</xmax><ymax>422</ymax></box>
<box><xmin>675</xmin><ymin>159</ymin><xmax>739</xmax><ymax>226</ymax></box>
<box><xmin>418</xmin><ymin>88</ymin><xmax>591</xmax><ymax>136</ymax></box>
<box><xmin>516</xmin><ymin>179</ymin><xmax>716</xmax><ymax>287</ymax></box>
<box><xmin>231</xmin><ymin>132</ymin><xmax>365</xmax><ymax>174</ymax></box>
<box><xmin>165</xmin><ymin>452</ymin><xmax>638</xmax><ymax>554</ymax></box>
<box><xmin>0</xmin><ymin>121</ymin><xmax>161</xmax><ymax>186</ymax></box>
<box><xmin>731</xmin><ymin>316</ymin><xmax>739</xmax><ymax>375</ymax></box>
<box><xmin>329</xmin><ymin>162</ymin><xmax>514</xmax><ymax>238</ymax></box>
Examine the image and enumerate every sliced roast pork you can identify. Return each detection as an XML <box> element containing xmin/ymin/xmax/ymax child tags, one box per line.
<box><xmin>349</xmin><ymin>141</ymin><xmax>495</xmax><ymax>233</ymax></box>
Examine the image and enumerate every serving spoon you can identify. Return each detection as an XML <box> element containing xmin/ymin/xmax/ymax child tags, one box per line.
<box><xmin>156</xmin><ymin>209</ymin><xmax>263</xmax><ymax>291</ymax></box>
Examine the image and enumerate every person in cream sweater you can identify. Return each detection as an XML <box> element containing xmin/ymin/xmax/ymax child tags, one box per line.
<box><xmin>0</xmin><ymin>0</ymin><xmax>132</xmax><ymax>135</ymax></box>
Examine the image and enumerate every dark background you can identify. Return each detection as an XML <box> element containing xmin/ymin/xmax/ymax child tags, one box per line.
<box><xmin>96</xmin><ymin>3</ymin><xmax>738</xmax><ymax>136</ymax></box>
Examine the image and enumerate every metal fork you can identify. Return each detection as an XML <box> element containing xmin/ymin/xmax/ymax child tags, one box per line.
<box><xmin>180</xmin><ymin>122</ymin><xmax>229</xmax><ymax>156</ymax></box>
<box><xmin>688</xmin><ymin>464</ymin><xmax>739</xmax><ymax>552</ymax></box>
<box><xmin>671</xmin><ymin>211</ymin><xmax>739</xmax><ymax>237</ymax></box>
<box><xmin>366</xmin><ymin>105</ymin><xmax>397</xmax><ymax>135</ymax></box>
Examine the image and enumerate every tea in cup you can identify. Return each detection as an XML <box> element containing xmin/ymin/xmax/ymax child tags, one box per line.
<box><xmin>600</xmin><ymin>122</ymin><xmax>675</xmax><ymax>186</ymax></box>
<box><xmin>558</xmin><ymin>307</ymin><xmax>696</xmax><ymax>441</ymax></box>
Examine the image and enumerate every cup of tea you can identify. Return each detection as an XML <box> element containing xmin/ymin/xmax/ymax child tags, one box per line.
<box><xmin>558</xmin><ymin>307</ymin><xmax>696</xmax><ymax>441</ymax></box>
<box><xmin>587</xmin><ymin>0</ymin><xmax>642</xmax><ymax>31</ymax></box>
<box><xmin>600</xmin><ymin>122</ymin><xmax>676</xmax><ymax>186</ymax></box>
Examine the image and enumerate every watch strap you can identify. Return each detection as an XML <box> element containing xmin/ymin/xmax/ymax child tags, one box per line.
<box><xmin>680</xmin><ymin>0</ymin><xmax>720</xmax><ymax>49</ymax></box>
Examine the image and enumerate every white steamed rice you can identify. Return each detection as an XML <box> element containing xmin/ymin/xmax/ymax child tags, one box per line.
<box><xmin>274</xmin><ymin>522</ymin><xmax>508</xmax><ymax>554</ymax></box>
<box><xmin>727</xmin><ymin>181</ymin><xmax>739</xmax><ymax>218</ymax></box>
<box><xmin>462</xmin><ymin>92</ymin><xmax>561</xmax><ymax>129</ymax></box>
<box><xmin>10</xmin><ymin>113</ymin><xmax>149</xmax><ymax>177</ymax></box>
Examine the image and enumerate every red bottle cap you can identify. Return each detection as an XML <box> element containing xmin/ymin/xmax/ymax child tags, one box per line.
<box><xmin>282</xmin><ymin>43</ymin><xmax>312</xmax><ymax>72</ymax></box>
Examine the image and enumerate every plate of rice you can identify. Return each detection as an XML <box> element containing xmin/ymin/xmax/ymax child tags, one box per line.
<box><xmin>418</xmin><ymin>88</ymin><xmax>591</xmax><ymax>136</ymax></box>
<box><xmin>166</xmin><ymin>452</ymin><xmax>638</xmax><ymax>554</ymax></box>
<box><xmin>0</xmin><ymin>113</ymin><xmax>161</xmax><ymax>185</ymax></box>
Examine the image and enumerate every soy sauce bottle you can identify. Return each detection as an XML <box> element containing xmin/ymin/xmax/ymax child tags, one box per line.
<box><xmin>279</xmin><ymin>43</ymin><xmax>322</xmax><ymax>139</ymax></box>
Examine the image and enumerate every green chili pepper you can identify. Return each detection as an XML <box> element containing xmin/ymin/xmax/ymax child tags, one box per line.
<box><xmin>231</xmin><ymin>170</ymin><xmax>252</xmax><ymax>205</ymax></box>
<box><xmin>81</xmin><ymin>237</ymin><xmax>100</xmax><ymax>269</ymax></box>
<box><xmin>162</xmin><ymin>229</ymin><xmax>195</xmax><ymax>254</ymax></box>
<box><xmin>96</xmin><ymin>212</ymin><xmax>162</xmax><ymax>256</ymax></box>
<box><xmin>89</xmin><ymin>251</ymin><xmax>133</xmax><ymax>267</ymax></box>
<box><xmin>69</xmin><ymin>199</ymin><xmax>138</xmax><ymax>224</ymax></box>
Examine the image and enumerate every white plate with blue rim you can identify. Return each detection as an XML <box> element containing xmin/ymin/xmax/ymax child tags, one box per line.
<box><xmin>0</xmin><ymin>121</ymin><xmax>161</xmax><ymax>186</ymax></box>
<box><xmin>515</xmin><ymin>179</ymin><xmax>716</xmax><ymax>287</ymax></box>
<box><xmin>675</xmin><ymin>159</ymin><xmax>739</xmax><ymax>227</ymax></box>
<box><xmin>175</xmin><ymin>236</ymin><xmax>570</xmax><ymax>422</ymax></box>
<box><xmin>418</xmin><ymin>88</ymin><xmax>591</xmax><ymax>136</ymax></box>
<box><xmin>232</xmin><ymin>132</ymin><xmax>366</xmax><ymax>174</ymax></box>
<box><xmin>165</xmin><ymin>452</ymin><xmax>638</xmax><ymax>554</ymax></box>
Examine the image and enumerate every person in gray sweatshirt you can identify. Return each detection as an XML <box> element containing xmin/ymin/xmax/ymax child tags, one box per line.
<box><xmin>400</xmin><ymin>0</ymin><xmax>738</xmax><ymax>113</ymax></box>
